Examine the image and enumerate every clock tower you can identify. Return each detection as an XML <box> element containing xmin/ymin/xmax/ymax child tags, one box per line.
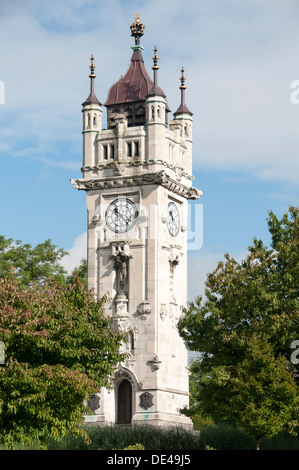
<box><xmin>71</xmin><ymin>15</ymin><xmax>202</xmax><ymax>428</ymax></box>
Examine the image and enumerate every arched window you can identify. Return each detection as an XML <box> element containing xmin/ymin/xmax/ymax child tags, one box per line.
<box><xmin>151</xmin><ymin>105</ymin><xmax>155</xmax><ymax>120</ymax></box>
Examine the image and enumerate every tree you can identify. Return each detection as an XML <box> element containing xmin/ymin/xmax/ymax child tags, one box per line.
<box><xmin>0</xmin><ymin>274</ymin><xmax>128</xmax><ymax>448</ymax></box>
<box><xmin>66</xmin><ymin>258</ymin><xmax>87</xmax><ymax>287</ymax></box>
<box><xmin>178</xmin><ymin>207</ymin><xmax>299</xmax><ymax>444</ymax></box>
<box><xmin>0</xmin><ymin>235</ymin><xmax>68</xmax><ymax>286</ymax></box>
<box><xmin>231</xmin><ymin>333</ymin><xmax>298</xmax><ymax>450</ymax></box>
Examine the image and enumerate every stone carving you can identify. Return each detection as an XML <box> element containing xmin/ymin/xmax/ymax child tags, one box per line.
<box><xmin>114</xmin><ymin>365</ymin><xmax>142</xmax><ymax>391</ymax></box>
<box><xmin>142</xmin><ymin>170</ymin><xmax>167</xmax><ymax>185</ymax></box>
<box><xmin>112</xmin><ymin>161</ymin><xmax>126</xmax><ymax>175</ymax></box>
<box><xmin>87</xmin><ymin>394</ymin><xmax>100</xmax><ymax>412</ymax></box>
<box><xmin>71</xmin><ymin>170</ymin><xmax>203</xmax><ymax>200</ymax></box>
<box><xmin>111</xmin><ymin>243</ymin><xmax>132</xmax><ymax>295</ymax></box>
<box><xmin>169</xmin><ymin>255</ymin><xmax>180</xmax><ymax>268</ymax></box>
<box><xmin>136</xmin><ymin>300</ymin><xmax>151</xmax><ymax>320</ymax></box>
<box><xmin>160</xmin><ymin>303</ymin><xmax>167</xmax><ymax>321</ymax></box>
<box><xmin>147</xmin><ymin>355</ymin><xmax>161</xmax><ymax>372</ymax></box>
<box><xmin>170</xmin><ymin>244</ymin><xmax>182</xmax><ymax>250</ymax></box>
<box><xmin>125</xmin><ymin>356</ymin><xmax>136</xmax><ymax>370</ymax></box>
<box><xmin>169</xmin><ymin>302</ymin><xmax>180</xmax><ymax>325</ymax></box>
<box><xmin>114</xmin><ymin>304</ymin><xmax>130</xmax><ymax>329</ymax></box>
<box><xmin>79</xmin><ymin>159</ymin><xmax>194</xmax><ymax>181</ymax></box>
<box><xmin>115</xmin><ymin>365</ymin><xmax>130</xmax><ymax>380</ymax></box>
<box><xmin>139</xmin><ymin>392</ymin><xmax>153</xmax><ymax>410</ymax></box>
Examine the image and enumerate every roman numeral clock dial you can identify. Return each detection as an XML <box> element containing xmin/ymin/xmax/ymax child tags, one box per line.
<box><xmin>167</xmin><ymin>201</ymin><xmax>180</xmax><ymax>237</ymax></box>
<box><xmin>105</xmin><ymin>197</ymin><xmax>139</xmax><ymax>233</ymax></box>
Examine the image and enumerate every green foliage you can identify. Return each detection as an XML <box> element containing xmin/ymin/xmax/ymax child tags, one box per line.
<box><xmin>178</xmin><ymin>207</ymin><xmax>299</xmax><ymax>446</ymax></box>
<box><xmin>231</xmin><ymin>333</ymin><xmax>298</xmax><ymax>448</ymax></box>
<box><xmin>0</xmin><ymin>235</ymin><xmax>68</xmax><ymax>286</ymax></box>
<box><xmin>0</xmin><ymin>274</ymin><xmax>128</xmax><ymax>448</ymax></box>
<box><xmin>47</xmin><ymin>424</ymin><xmax>205</xmax><ymax>450</ymax></box>
<box><xmin>123</xmin><ymin>443</ymin><xmax>145</xmax><ymax>450</ymax></box>
<box><xmin>66</xmin><ymin>258</ymin><xmax>87</xmax><ymax>287</ymax></box>
<box><xmin>199</xmin><ymin>424</ymin><xmax>256</xmax><ymax>450</ymax></box>
<box><xmin>46</xmin><ymin>424</ymin><xmax>299</xmax><ymax>450</ymax></box>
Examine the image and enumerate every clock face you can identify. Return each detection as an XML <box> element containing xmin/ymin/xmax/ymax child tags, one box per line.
<box><xmin>105</xmin><ymin>197</ymin><xmax>139</xmax><ymax>233</ymax></box>
<box><xmin>167</xmin><ymin>202</ymin><xmax>180</xmax><ymax>237</ymax></box>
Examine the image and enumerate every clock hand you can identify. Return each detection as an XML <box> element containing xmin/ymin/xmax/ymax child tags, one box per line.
<box><xmin>117</xmin><ymin>211</ymin><xmax>130</xmax><ymax>226</ymax></box>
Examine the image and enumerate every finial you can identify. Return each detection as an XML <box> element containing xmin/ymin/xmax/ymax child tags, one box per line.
<box><xmin>152</xmin><ymin>45</ymin><xmax>159</xmax><ymax>70</ymax></box>
<box><xmin>82</xmin><ymin>53</ymin><xmax>101</xmax><ymax>107</ymax></box>
<box><xmin>173</xmin><ymin>65</ymin><xmax>192</xmax><ymax>116</ymax></box>
<box><xmin>179</xmin><ymin>66</ymin><xmax>186</xmax><ymax>89</ymax></box>
<box><xmin>130</xmin><ymin>14</ymin><xmax>145</xmax><ymax>46</ymax></box>
<box><xmin>89</xmin><ymin>54</ymin><xmax>96</xmax><ymax>78</ymax></box>
<box><xmin>151</xmin><ymin>45</ymin><xmax>159</xmax><ymax>91</ymax></box>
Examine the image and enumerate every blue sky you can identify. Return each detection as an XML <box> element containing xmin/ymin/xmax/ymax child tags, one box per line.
<box><xmin>0</xmin><ymin>0</ymin><xmax>298</xmax><ymax>301</ymax></box>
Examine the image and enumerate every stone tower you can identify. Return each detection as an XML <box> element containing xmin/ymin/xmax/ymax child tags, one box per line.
<box><xmin>71</xmin><ymin>15</ymin><xmax>202</xmax><ymax>427</ymax></box>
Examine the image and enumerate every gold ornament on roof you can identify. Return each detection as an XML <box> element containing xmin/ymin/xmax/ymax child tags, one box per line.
<box><xmin>89</xmin><ymin>54</ymin><xmax>96</xmax><ymax>78</ymax></box>
<box><xmin>130</xmin><ymin>14</ymin><xmax>145</xmax><ymax>44</ymax></box>
<box><xmin>180</xmin><ymin>66</ymin><xmax>186</xmax><ymax>89</ymax></box>
<box><xmin>152</xmin><ymin>45</ymin><xmax>159</xmax><ymax>70</ymax></box>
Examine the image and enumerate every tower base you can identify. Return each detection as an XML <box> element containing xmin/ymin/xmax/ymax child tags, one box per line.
<box><xmin>83</xmin><ymin>413</ymin><xmax>193</xmax><ymax>430</ymax></box>
<box><xmin>132</xmin><ymin>411</ymin><xmax>193</xmax><ymax>429</ymax></box>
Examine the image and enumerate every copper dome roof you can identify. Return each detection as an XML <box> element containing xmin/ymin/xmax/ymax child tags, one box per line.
<box><xmin>104</xmin><ymin>49</ymin><xmax>169</xmax><ymax>109</ymax></box>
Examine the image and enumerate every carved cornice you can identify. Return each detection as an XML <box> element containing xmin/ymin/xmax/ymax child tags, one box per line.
<box><xmin>80</xmin><ymin>159</ymin><xmax>194</xmax><ymax>181</ymax></box>
<box><xmin>71</xmin><ymin>170</ymin><xmax>202</xmax><ymax>200</ymax></box>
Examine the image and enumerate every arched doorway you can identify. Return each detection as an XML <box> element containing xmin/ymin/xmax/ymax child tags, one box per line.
<box><xmin>117</xmin><ymin>379</ymin><xmax>132</xmax><ymax>424</ymax></box>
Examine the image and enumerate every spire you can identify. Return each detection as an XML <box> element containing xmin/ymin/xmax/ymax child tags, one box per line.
<box><xmin>130</xmin><ymin>14</ymin><xmax>145</xmax><ymax>50</ymax></box>
<box><xmin>147</xmin><ymin>45</ymin><xmax>167</xmax><ymax>100</ymax></box>
<box><xmin>82</xmin><ymin>54</ymin><xmax>102</xmax><ymax>107</ymax></box>
<box><xmin>174</xmin><ymin>66</ymin><xmax>192</xmax><ymax>116</ymax></box>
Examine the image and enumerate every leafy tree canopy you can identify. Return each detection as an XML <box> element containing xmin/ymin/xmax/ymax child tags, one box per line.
<box><xmin>178</xmin><ymin>207</ymin><xmax>299</xmax><ymax>446</ymax></box>
<box><xmin>0</xmin><ymin>236</ymin><xmax>68</xmax><ymax>286</ymax></box>
<box><xmin>0</xmin><ymin>274</ymin><xmax>128</xmax><ymax>448</ymax></box>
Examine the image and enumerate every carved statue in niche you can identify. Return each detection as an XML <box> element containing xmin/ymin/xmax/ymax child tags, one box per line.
<box><xmin>111</xmin><ymin>243</ymin><xmax>132</xmax><ymax>295</ymax></box>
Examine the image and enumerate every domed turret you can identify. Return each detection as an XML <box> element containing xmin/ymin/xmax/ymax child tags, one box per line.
<box><xmin>104</xmin><ymin>15</ymin><xmax>169</xmax><ymax>129</ymax></box>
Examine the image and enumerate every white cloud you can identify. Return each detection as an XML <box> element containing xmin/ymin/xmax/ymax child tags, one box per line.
<box><xmin>188</xmin><ymin>249</ymin><xmax>248</xmax><ymax>302</ymax></box>
<box><xmin>0</xmin><ymin>0</ymin><xmax>298</xmax><ymax>185</ymax></box>
<box><xmin>61</xmin><ymin>232</ymin><xmax>87</xmax><ymax>274</ymax></box>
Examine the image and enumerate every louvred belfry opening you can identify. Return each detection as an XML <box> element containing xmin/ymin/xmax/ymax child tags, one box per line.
<box><xmin>104</xmin><ymin>14</ymin><xmax>169</xmax><ymax>129</ymax></box>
